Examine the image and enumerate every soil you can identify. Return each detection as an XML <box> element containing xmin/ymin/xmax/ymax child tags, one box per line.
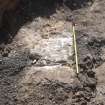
<box><xmin>0</xmin><ymin>0</ymin><xmax>105</xmax><ymax>105</ymax></box>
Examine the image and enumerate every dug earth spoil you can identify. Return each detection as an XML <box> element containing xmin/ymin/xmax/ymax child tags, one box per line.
<box><xmin>0</xmin><ymin>0</ymin><xmax>105</xmax><ymax>105</ymax></box>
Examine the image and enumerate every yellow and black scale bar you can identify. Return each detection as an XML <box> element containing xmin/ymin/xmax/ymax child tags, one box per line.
<box><xmin>72</xmin><ymin>23</ymin><xmax>79</xmax><ymax>74</ymax></box>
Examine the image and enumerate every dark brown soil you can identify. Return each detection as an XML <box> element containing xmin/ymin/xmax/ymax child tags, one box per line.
<box><xmin>0</xmin><ymin>0</ymin><xmax>105</xmax><ymax>105</ymax></box>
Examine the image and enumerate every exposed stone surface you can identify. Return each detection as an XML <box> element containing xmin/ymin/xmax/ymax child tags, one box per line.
<box><xmin>30</xmin><ymin>32</ymin><xmax>73</xmax><ymax>63</ymax></box>
<box><xmin>13</xmin><ymin>19</ymin><xmax>73</xmax><ymax>64</ymax></box>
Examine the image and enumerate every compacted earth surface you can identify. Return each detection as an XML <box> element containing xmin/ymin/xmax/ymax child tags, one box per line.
<box><xmin>0</xmin><ymin>0</ymin><xmax>105</xmax><ymax>105</ymax></box>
